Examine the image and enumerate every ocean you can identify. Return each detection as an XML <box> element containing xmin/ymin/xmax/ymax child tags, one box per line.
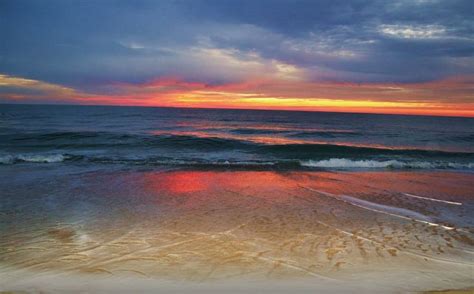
<box><xmin>1</xmin><ymin>104</ymin><xmax>474</xmax><ymax>293</ymax></box>
<box><xmin>1</xmin><ymin>104</ymin><xmax>474</xmax><ymax>169</ymax></box>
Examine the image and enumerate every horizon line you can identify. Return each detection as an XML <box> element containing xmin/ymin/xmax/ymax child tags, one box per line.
<box><xmin>2</xmin><ymin>101</ymin><xmax>474</xmax><ymax>119</ymax></box>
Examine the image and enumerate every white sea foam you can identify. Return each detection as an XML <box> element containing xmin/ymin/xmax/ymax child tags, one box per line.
<box><xmin>339</xmin><ymin>195</ymin><xmax>432</xmax><ymax>222</ymax></box>
<box><xmin>402</xmin><ymin>193</ymin><xmax>462</xmax><ymax>206</ymax></box>
<box><xmin>0</xmin><ymin>154</ymin><xmax>66</xmax><ymax>164</ymax></box>
<box><xmin>153</xmin><ymin>159</ymin><xmax>276</xmax><ymax>166</ymax></box>
<box><xmin>0</xmin><ymin>155</ymin><xmax>15</xmax><ymax>164</ymax></box>
<box><xmin>301</xmin><ymin>186</ymin><xmax>457</xmax><ymax>230</ymax></box>
<box><xmin>18</xmin><ymin>154</ymin><xmax>66</xmax><ymax>163</ymax></box>
<box><xmin>300</xmin><ymin>158</ymin><xmax>473</xmax><ymax>169</ymax></box>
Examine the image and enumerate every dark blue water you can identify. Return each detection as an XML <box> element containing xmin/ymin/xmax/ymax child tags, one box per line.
<box><xmin>1</xmin><ymin>104</ymin><xmax>474</xmax><ymax>170</ymax></box>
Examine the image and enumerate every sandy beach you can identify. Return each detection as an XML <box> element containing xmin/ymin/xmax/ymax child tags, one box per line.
<box><xmin>2</xmin><ymin>0</ymin><xmax>474</xmax><ymax>291</ymax></box>
<box><xmin>1</xmin><ymin>168</ymin><xmax>473</xmax><ymax>293</ymax></box>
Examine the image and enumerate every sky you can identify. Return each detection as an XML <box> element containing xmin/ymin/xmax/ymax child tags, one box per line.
<box><xmin>1</xmin><ymin>0</ymin><xmax>473</xmax><ymax>116</ymax></box>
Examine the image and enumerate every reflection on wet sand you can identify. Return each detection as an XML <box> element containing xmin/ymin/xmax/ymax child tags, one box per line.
<box><xmin>0</xmin><ymin>170</ymin><xmax>473</xmax><ymax>292</ymax></box>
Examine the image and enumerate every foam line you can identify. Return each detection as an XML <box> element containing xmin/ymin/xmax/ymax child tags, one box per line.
<box><xmin>339</xmin><ymin>195</ymin><xmax>456</xmax><ymax>230</ymax></box>
<box><xmin>339</xmin><ymin>195</ymin><xmax>432</xmax><ymax>222</ymax></box>
<box><xmin>300</xmin><ymin>158</ymin><xmax>474</xmax><ymax>170</ymax></box>
<box><xmin>403</xmin><ymin>193</ymin><xmax>462</xmax><ymax>206</ymax></box>
<box><xmin>299</xmin><ymin>186</ymin><xmax>459</xmax><ymax>231</ymax></box>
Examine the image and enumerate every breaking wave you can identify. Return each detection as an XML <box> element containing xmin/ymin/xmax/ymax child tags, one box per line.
<box><xmin>1</xmin><ymin>152</ymin><xmax>473</xmax><ymax>171</ymax></box>
<box><xmin>300</xmin><ymin>158</ymin><xmax>474</xmax><ymax>169</ymax></box>
<box><xmin>0</xmin><ymin>154</ymin><xmax>67</xmax><ymax>164</ymax></box>
<box><xmin>1</xmin><ymin>132</ymin><xmax>473</xmax><ymax>170</ymax></box>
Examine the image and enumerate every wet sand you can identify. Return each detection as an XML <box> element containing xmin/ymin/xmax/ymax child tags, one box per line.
<box><xmin>0</xmin><ymin>168</ymin><xmax>473</xmax><ymax>293</ymax></box>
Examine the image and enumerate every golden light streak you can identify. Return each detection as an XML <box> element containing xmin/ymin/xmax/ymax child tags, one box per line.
<box><xmin>1</xmin><ymin>73</ymin><xmax>473</xmax><ymax>117</ymax></box>
<box><xmin>176</xmin><ymin>88</ymin><xmax>434</xmax><ymax>109</ymax></box>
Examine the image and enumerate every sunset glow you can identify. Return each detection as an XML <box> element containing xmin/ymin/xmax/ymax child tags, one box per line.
<box><xmin>1</xmin><ymin>1</ymin><xmax>473</xmax><ymax>117</ymax></box>
<box><xmin>1</xmin><ymin>73</ymin><xmax>472</xmax><ymax>117</ymax></box>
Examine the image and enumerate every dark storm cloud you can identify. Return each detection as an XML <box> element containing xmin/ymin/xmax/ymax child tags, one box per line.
<box><xmin>0</xmin><ymin>0</ymin><xmax>473</xmax><ymax>88</ymax></box>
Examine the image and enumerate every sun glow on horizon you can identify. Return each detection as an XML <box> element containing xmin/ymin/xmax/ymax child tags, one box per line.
<box><xmin>1</xmin><ymin>73</ymin><xmax>473</xmax><ymax>118</ymax></box>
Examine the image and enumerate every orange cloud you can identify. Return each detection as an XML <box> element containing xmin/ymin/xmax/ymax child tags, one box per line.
<box><xmin>1</xmin><ymin>73</ymin><xmax>473</xmax><ymax>117</ymax></box>
<box><xmin>159</xmin><ymin>76</ymin><xmax>474</xmax><ymax>116</ymax></box>
<box><xmin>0</xmin><ymin>74</ymin><xmax>79</xmax><ymax>100</ymax></box>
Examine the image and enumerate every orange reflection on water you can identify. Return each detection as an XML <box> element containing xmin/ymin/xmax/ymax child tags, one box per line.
<box><xmin>149</xmin><ymin>129</ymin><xmax>304</xmax><ymax>145</ymax></box>
<box><xmin>149</xmin><ymin>129</ymin><xmax>438</xmax><ymax>151</ymax></box>
<box><xmin>142</xmin><ymin>169</ymin><xmax>474</xmax><ymax>209</ymax></box>
<box><xmin>143</xmin><ymin>170</ymin><xmax>305</xmax><ymax>205</ymax></box>
<box><xmin>146</xmin><ymin>171</ymin><xmax>212</xmax><ymax>194</ymax></box>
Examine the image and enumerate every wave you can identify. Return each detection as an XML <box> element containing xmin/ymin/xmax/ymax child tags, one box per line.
<box><xmin>228</xmin><ymin>128</ymin><xmax>359</xmax><ymax>138</ymax></box>
<box><xmin>93</xmin><ymin>158</ymin><xmax>285</xmax><ymax>168</ymax></box>
<box><xmin>2</xmin><ymin>132</ymin><xmax>474</xmax><ymax>170</ymax></box>
<box><xmin>228</xmin><ymin>128</ymin><xmax>290</xmax><ymax>135</ymax></box>
<box><xmin>289</xmin><ymin>130</ymin><xmax>361</xmax><ymax>138</ymax></box>
<box><xmin>0</xmin><ymin>154</ymin><xmax>67</xmax><ymax>164</ymax></box>
<box><xmin>3</xmin><ymin>131</ymin><xmax>473</xmax><ymax>157</ymax></box>
<box><xmin>0</xmin><ymin>153</ymin><xmax>282</xmax><ymax>167</ymax></box>
<box><xmin>1</xmin><ymin>132</ymin><xmax>252</xmax><ymax>150</ymax></box>
<box><xmin>2</xmin><ymin>152</ymin><xmax>473</xmax><ymax>171</ymax></box>
<box><xmin>300</xmin><ymin>158</ymin><xmax>474</xmax><ymax>169</ymax></box>
<box><xmin>258</xmin><ymin>143</ymin><xmax>473</xmax><ymax>159</ymax></box>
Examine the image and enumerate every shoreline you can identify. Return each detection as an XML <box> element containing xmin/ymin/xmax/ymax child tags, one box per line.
<box><xmin>1</xmin><ymin>169</ymin><xmax>473</xmax><ymax>293</ymax></box>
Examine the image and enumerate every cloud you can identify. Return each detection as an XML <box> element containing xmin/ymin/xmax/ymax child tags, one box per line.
<box><xmin>0</xmin><ymin>74</ymin><xmax>80</xmax><ymax>101</ymax></box>
<box><xmin>2</xmin><ymin>0</ymin><xmax>473</xmax><ymax>86</ymax></box>
<box><xmin>3</xmin><ymin>72</ymin><xmax>472</xmax><ymax>116</ymax></box>
<box><xmin>378</xmin><ymin>24</ymin><xmax>447</xmax><ymax>39</ymax></box>
<box><xmin>0</xmin><ymin>0</ymin><xmax>473</xmax><ymax>114</ymax></box>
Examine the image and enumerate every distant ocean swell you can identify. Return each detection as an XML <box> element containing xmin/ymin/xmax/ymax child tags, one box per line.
<box><xmin>1</xmin><ymin>132</ymin><xmax>473</xmax><ymax>170</ymax></box>
<box><xmin>0</xmin><ymin>132</ymin><xmax>251</xmax><ymax>150</ymax></box>
<box><xmin>2</xmin><ymin>131</ymin><xmax>473</xmax><ymax>152</ymax></box>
